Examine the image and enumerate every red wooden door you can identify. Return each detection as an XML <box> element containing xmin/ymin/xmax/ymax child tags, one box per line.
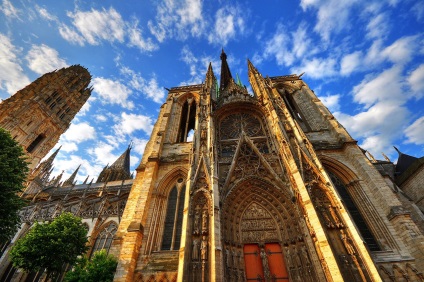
<box><xmin>265</xmin><ymin>243</ymin><xmax>289</xmax><ymax>281</ymax></box>
<box><xmin>243</xmin><ymin>244</ymin><xmax>264</xmax><ymax>281</ymax></box>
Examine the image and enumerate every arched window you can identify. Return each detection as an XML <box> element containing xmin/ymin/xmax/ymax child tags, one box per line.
<box><xmin>328</xmin><ymin>171</ymin><xmax>380</xmax><ymax>251</ymax></box>
<box><xmin>177</xmin><ymin>98</ymin><xmax>196</xmax><ymax>142</ymax></box>
<box><xmin>27</xmin><ymin>134</ymin><xmax>45</xmax><ymax>153</ymax></box>
<box><xmin>91</xmin><ymin>222</ymin><xmax>117</xmax><ymax>256</ymax></box>
<box><xmin>161</xmin><ymin>183</ymin><xmax>186</xmax><ymax>250</ymax></box>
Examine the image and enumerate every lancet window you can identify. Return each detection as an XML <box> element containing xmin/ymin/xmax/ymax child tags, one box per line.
<box><xmin>161</xmin><ymin>183</ymin><xmax>186</xmax><ymax>250</ymax></box>
<box><xmin>328</xmin><ymin>171</ymin><xmax>380</xmax><ymax>251</ymax></box>
<box><xmin>177</xmin><ymin>98</ymin><xmax>197</xmax><ymax>142</ymax></box>
<box><xmin>91</xmin><ymin>222</ymin><xmax>117</xmax><ymax>256</ymax></box>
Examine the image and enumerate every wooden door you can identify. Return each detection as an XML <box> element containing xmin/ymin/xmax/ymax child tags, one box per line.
<box><xmin>265</xmin><ymin>243</ymin><xmax>289</xmax><ymax>282</ymax></box>
<box><xmin>244</xmin><ymin>244</ymin><xmax>264</xmax><ymax>281</ymax></box>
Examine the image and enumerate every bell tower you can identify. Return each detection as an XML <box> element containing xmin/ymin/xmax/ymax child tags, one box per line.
<box><xmin>113</xmin><ymin>51</ymin><xmax>424</xmax><ymax>282</ymax></box>
<box><xmin>0</xmin><ymin>65</ymin><xmax>92</xmax><ymax>170</ymax></box>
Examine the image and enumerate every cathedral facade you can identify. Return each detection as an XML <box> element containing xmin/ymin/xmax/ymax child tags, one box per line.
<box><xmin>0</xmin><ymin>65</ymin><xmax>92</xmax><ymax>170</ymax></box>
<box><xmin>111</xmin><ymin>51</ymin><xmax>424</xmax><ymax>281</ymax></box>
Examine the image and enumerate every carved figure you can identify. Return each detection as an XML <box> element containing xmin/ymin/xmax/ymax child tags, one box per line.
<box><xmin>201</xmin><ymin>236</ymin><xmax>208</xmax><ymax>260</ymax></box>
<box><xmin>192</xmin><ymin>239</ymin><xmax>200</xmax><ymax>260</ymax></box>
<box><xmin>340</xmin><ymin>230</ymin><xmax>356</xmax><ymax>255</ymax></box>
<box><xmin>202</xmin><ymin>210</ymin><xmax>208</xmax><ymax>234</ymax></box>
<box><xmin>193</xmin><ymin>209</ymin><xmax>200</xmax><ymax>234</ymax></box>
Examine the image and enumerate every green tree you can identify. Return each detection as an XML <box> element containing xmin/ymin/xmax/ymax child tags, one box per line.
<box><xmin>0</xmin><ymin>127</ymin><xmax>29</xmax><ymax>243</ymax></box>
<box><xmin>10</xmin><ymin>212</ymin><xmax>88</xmax><ymax>280</ymax></box>
<box><xmin>64</xmin><ymin>250</ymin><xmax>118</xmax><ymax>282</ymax></box>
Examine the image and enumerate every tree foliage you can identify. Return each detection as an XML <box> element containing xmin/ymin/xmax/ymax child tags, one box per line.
<box><xmin>0</xmin><ymin>127</ymin><xmax>29</xmax><ymax>243</ymax></box>
<box><xmin>10</xmin><ymin>212</ymin><xmax>88</xmax><ymax>279</ymax></box>
<box><xmin>64</xmin><ymin>250</ymin><xmax>118</xmax><ymax>282</ymax></box>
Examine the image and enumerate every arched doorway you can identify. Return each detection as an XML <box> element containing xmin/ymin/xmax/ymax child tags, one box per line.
<box><xmin>221</xmin><ymin>178</ymin><xmax>319</xmax><ymax>282</ymax></box>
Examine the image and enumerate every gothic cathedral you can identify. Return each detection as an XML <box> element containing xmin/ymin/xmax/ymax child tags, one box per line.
<box><xmin>111</xmin><ymin>51</ymin><xmax>424</xmax><ymax>281</ymax></box>
<box><xmin>0</xmin><ymin>65</ymin><xmax>92</xmax><ymax>170</ymax></box>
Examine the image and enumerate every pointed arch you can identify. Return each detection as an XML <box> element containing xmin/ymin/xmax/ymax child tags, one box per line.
<box><xmin>90</xmin><ymin>220</ymin><xmax>118</xmax><ymax>257</ymax></box>
<box><xmin>144</xmin><ymin>167</ymin><xmax>188</xmax><ymax>253</ymax></box>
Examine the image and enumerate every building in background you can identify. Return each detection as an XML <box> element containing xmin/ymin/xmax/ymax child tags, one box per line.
<box><xmin>0</xmin><ymin>146</ymin><xmax>133</xmax><ymax>281</ymax></box>
<box><xmin>111</xmin><ymin>50</ymin><xmax>424</xmax><ymax>282</ymax></box>
<box><xmin>0</xmin><ymin>65</ymin><xmax>92</xmax><ymax>170</ymax></box>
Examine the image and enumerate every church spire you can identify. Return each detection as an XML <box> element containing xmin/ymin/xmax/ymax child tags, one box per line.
<box><xmin>29</xmin><ymin>145</ymin><xmax>62</xmax><ymax>183</ymax></box>
<box><xmin>96</xmin><ymin>145</ymin><xmax>132</xmax><ymax>183</ymax></box>
<box><xmin>62</xmin><ymin>164</ymin><xmax>81</xmax><ymax>187</ymax></box>
<box><xmin>220</xmin><ymin>49</ymin><xmax>233</xmax><ymax>92</ymax></box>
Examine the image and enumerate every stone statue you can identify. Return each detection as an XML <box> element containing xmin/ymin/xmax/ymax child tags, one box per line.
<box><xmin>202</xmin><ymin>210</ymin><xmax>208</xmax><ymax>234</ymax></box>
<box><xmin>192</xmin><ymin>238</ymin><xmax>200</xmax><ymax>260</ymax></box>
<box><xmin>201</xmin><ymin>236</ymin><xmax>208</xmax><ymax>260</ymax></box>
<box><xmin>340</xmin><ymin>230</ymin><xmax>356</xmax><ymax>255</ymax></box>
<box><xmin>194</xmin><ymin>209</ymin><xmax>200</xmax><ymax>234</ymax></box>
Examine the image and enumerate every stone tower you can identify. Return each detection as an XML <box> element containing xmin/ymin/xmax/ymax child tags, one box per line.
<box><xmin>0</xmin><ymin>65</ymin><xmax>92</xmax><ymax>170</ymax></box>
<box><xmin>112</xmin><ymin>51</ymin><xmax>424</xmax><ymax>281</ymax></box>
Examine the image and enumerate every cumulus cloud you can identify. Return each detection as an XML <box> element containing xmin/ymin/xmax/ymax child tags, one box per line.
<box><xmin>318</xmin><ymin>94</ymin><xmax>341</xmax><ymax>112</ymax></box>
<box><xmin>58</xmin><ymin>122</ymin><xmax>96</xmax><ymax>153</ymax></box>
<box><xmin>408</xmin><ymin>64</ymin><xmax>424</xmax><ymax>99</ymax></box>
<box><xmin>404</xmin><ymin>117</ymin><xmax>424</xmax><ymax>145</ymax></box>
<box><xmin>58</xmin><ymin>7</ymin><xmax>158</xmax><ymax>52</ymax></box>
<box><xmin>113</xmin><ymin>112</ymin><xmax>154</xmax><ymax>136</ymax></box>
<box><xmin>208</xmin><ymin>5</ymin><xmax>246</xmax><ymax>46</ymax></box>
<box><xmin>92</xmin><ymin>77</ymin><xmax>134</xmax><ymax>109</ymax></box>
<box><xmin>335</xmin><ymin>66</ymin><xmax>411</xmax><ymax>155</ymax></box>
<box><xmin>148</xmin><ymin>0</ymin><xmax>206</xmax><ymax>41</ymax></box>
<box><xmin>340</xmin><ymin>51</ymin><xmax>362</xmax><ymax>76</ymax></box>
<box><xmin>25</xmin><ymin>44</ymin><xmax>68</xmax><ymax>74</ymax></box>
<box><xmin>352</xmin><ymin>66</ymin><xmax>405</xmax><ymax>107</ymax></box>
<box><xmin>291</xmin><ymin>57</ymin><xmax>337</xmax><ymax>79</ymax></box>
<box><xmin>64</xmin><ymin>7</ymin><xmax>125</xmax><ymax>45</ymax></box>
<box><xmin>0</xmin><ymin>33</ymin><xmax>30</xmax><ymax>95</ymax></box>
<box><xmin>62</xmin><ymin>122</ymin><xmax>96</xmax><ymax>143</ymax></box>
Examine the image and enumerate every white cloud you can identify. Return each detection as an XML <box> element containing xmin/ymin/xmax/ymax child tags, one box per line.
<box><xmin>0</xmin><ymin>0</ymin><xmax>20</xmax><ymax>19</ymax></box>
<box><xmin>52</xmin><ymin>153</ymin><xmax>103</xmax><ymax>183</ymax></box>
<box><xmin>0</xmin><ymin>33</ymin><xmax>30</xmax><ymax>95</ymax></box>
<box><xmin>366</xmin><ymin>12</ymin><xmax>389</xmax><ymax>40</ymax></box>
<box><xmin>340</xmin><ymin>51</ymin><xmax>362</xmax><ymax>76</ymax></box>
<box><xmin>208</xmin><ymin>5</ymin><xmax>246</xmax><ymax>46</ymax></box>
<box><xmin>62</xmin><ymin>122</ymin><xmax>96</xmax><ymax>143</ymax></box>
<box><xmin>127</xmin><ymin>20</ymin><xmax>158</xmax><ymax>52</ymax></box>
<box><xmin>319</xmin><ymin>94</ymin><xmax>341</xmax><ymax>112</ymax></box>
<box><xmin>412</xmin><ymin>2</ymin><xmax>424</xmax><ymax>21</ymax></box>
<box><xmin>25</xmin><ymin>44</ymin><xmax>68</xmax><ymax>74</ymax></box>
<box><xmin>404</xmin><ymin>117</ymin><xmax>424</xmax><ymax>145</ymax></box>
<box><xmin>121</xmin><ymin>66</ymin><xmax>165</xmax><ymax>103</ymax></box>
<box><xmin>262</xmin><ymin>22</ymin><xmax>318</xmax><ymax>68</ymax></box>
<box><xmin>352</xmin><ymin>66</ymin><xmax>405</xmax><ymax>107</ymax></box>
<box><xmin>66</xmin><ymin>7</ymin><xmax>125</xmax><ymax>45</ymax></box>
<box><xmin>291</xmin><ymin>57</ymin><xmax>337</xmax><ymax>79</ymax></box>
<box><xmin>131</xmin><ymin>137</ymin><xmax>149</xmax><ymax>156</ymax></box>
<box><xmin>408</xmin><ymin>64</ymin><xmax>424</xmax><ymax>99</ymax></box>
<box><xmin>148</xmin><ymin>0</ymin><xmax>206</xmax><ymax>42</ymax></box>
<box><xmin>300</xmin><ymin>0</ymin><xmax>356</xmax><ymax>41</ymax></box>
<box><xmin>92</xmin><ymin>77</ymin><xmax>134</xmax><ymax>109</ymax></box>
<box><xmin>113</xmin><ymin>112</ymin><xmax>154</xmax><ymax>136</ymax></box>
<box><xmin>58</xmin><ymin>24</ymin><xmax>85</xmax><ymax>46</ymax></box>
<box><xmin>178</xmin><ymin>46</ymin><xmax>220</xmax><ymax>85</ymax></box>
<box><xmin>37</xmin><ymin>6</ymin><xmax>57</xmax><ymax>21</ymax></box>
<box><xmin>95</xmin><ymin>115</ymin><xmax>107</xmax><ymax>122</ymax></box>
<box><xmin>382</xmin><ymin>35</ymin><xmax>419</xmax><ymax>65</ymax></box>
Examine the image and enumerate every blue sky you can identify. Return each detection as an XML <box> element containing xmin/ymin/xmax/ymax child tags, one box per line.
<box><xmin>1</xmin><ymin>0</ymin><xmax>423</xmax><ymax>182</ymax></box>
